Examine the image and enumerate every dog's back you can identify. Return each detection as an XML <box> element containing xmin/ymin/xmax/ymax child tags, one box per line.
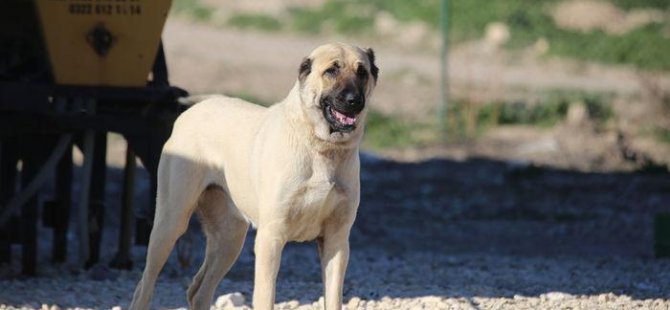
<box><xmin>163</xmin><ymin>95</ymin><xmax>268</xmax><ymax>213</ymax></box>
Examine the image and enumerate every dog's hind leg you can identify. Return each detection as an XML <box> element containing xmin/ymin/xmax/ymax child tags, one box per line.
<box><xmin>129</xmin><ymin>156</ymin><xmax>203</xmax><ymax>310</ymax></box>
<box><xmin>187</xmin><ymin>187</ymin><xmax>249</xmax><ymax>310</ymax></box>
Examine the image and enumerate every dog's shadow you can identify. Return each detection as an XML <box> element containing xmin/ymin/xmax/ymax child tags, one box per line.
<box><xmin>196</xmin><ymin>154</ymin><xmax>669</xmax><ymax>304</ymax></box>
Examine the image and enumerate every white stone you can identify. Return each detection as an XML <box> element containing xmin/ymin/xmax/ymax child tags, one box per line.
<box><xmin>285</xmin><ymin>300</ymin><xmax>299</xmax><ymax>309</ymax></box>
<box><xmin>566</xmin><ymin>102</ymin><xmax>588</xmax><ymax>126</ymax></box>
<box><xmin>533</xmin><ymin>37</ymin><xmax>550</xmax><ymax>55</ymax></box>
<box><xmin>347</xmin><ymin>297</ymin><xmax>361</xmax><ymax>309</ymax></box>
<box><xmin>485</xmin><ymin>22</ymin><xmax>510</xmax><ymax>47</ymax></box>
<box><xmin>215</xmin><ymin>292</ymin><xmax>246</xmax><ymax>308</ymax></box>
<box><xmin>545</xmin><ymin>291</ymin><xmax>572</xmax><ymax>301</ymax></box>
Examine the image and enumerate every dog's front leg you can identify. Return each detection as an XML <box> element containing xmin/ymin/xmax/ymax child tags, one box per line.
<box><xmin>318</xmin><ymin>228</ymin><xmax>351</xmax><ymax>310</ymax></box>
<box><xmin>253</xmin><ymin>228</ymin><xmax>286</xmax><ymax>310</ymax></box>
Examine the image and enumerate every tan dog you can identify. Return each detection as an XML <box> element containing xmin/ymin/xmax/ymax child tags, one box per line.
<box><xmin>129</xmin><ymin>43</ymin><xmax>378</xmax><ymax>310</ymax></box>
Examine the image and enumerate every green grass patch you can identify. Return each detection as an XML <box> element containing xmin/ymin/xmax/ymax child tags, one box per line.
<box><xmin>582</xmin><ymin>94</ymin><xmax>614</xmax><ymax>125</ymax></box>
<box><xmin>289</xmin><ymin>1</ymin><xmax>375</xmax><ymax>35</ymax></box>
<box><xmin>171</xmin><ymin>0</ymin><xmax>669</xmax><ymax>70</ymax></box>
<box><xmin>285</xmin><ymin>0</ymin><xmax>669</xmax><ymax>70</ymax></box>
<box><xmin>363</xmin><ymin>110</ymin><xmax>435</xmax><ymax>150</ymax></box>
<box><xmin>504</xmin><ymin>11</ymin><xmax>670</xmax><ymax>70</ymax></box>
<box><xmin>497</xmin><ymin>99</ymin><xmax>570</xmax><ymax>127</ymax></box>
<box><xmin>171</xmin><ymin>0</ymin><xmax>213</xmax><ymax>22</ymax></box>
<box><xmin>363</xmin><ymin>92</ymin><xmax>613</xmax><ymax>149</ymax></box>
<box><xmin>444</xmin><ymin>91</ymin><xmax>612</xmax><ymax>139</ymax></box>
<box><xmin>653</xmin><ymin>127</ymin><xmax>670</xmax><ymax>144</ymax></box>
<box><xmin>368</xmin><ymin>0</ymin><xmax>439</xmax><ymax>24</ymax></box>
<box><xmin>609</xmin><ymin>0</ymin><xmax>669</xmax><ymax>10</ymax></box>
<box><xmin>450</xmin><ymin>0</ymin><xmax>670</xmax><ymax>70</ymax></box>
<box><xmin>227</xmin><ymin>14</ymin><xmax>283</xmax><ymax>32</ymax></box>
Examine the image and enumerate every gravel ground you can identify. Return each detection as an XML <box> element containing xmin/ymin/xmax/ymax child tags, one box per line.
<box><xmin>1</xmin><ymin>153</ymin><xmax>669</xmax><ymax>309</ymax></box>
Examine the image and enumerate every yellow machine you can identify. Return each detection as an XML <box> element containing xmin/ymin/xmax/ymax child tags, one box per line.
<box><xmin>36</xmin><ymin>0</ymin><xmax>172</xmax><ymax>86</ymax></box>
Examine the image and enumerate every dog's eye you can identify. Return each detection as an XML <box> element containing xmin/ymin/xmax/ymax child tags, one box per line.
<box><xmin>356</xmin><ymin>66</ymin><xmax>368</xmax><ymax>79</ymax></box>
<box><xmin>324</xmin><ymin>67</ymin><xmax>338</xmax><ymax>77</ymax></box>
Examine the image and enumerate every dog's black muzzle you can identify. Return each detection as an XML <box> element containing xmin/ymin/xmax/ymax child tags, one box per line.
<box><xmin>321</xmin><ymin>89</ymin><xmax>365</xmax><ymax>133</ymax></box>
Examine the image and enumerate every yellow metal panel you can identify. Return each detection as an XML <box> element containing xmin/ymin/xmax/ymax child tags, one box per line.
<box><xmin>36</xmin><ymin>0</ymin><xmax>172</xmax><ymax>86</ymax></box>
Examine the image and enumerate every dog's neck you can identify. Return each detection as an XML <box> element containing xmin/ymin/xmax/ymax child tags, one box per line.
<box><xmin>281</xmin><ymin>82</ymin><xmax>363</xmax><ymax>155</ymax></box>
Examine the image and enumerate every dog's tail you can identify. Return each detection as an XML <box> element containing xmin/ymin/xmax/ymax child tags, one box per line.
<box><xmin>177</xmin><ymin>94</ymin><xmax>225</xmax><ymax>107</ymax></box>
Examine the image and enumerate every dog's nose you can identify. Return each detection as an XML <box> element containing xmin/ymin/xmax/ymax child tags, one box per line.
<box><xmin>344</xmin><ymin>92</ymin><xmax>363</xmax><ymax>106</ymax></box>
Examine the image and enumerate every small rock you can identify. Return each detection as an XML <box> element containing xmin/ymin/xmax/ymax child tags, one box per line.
<box><xmin>517</xmin><ymin>137</ymin><xmax>559</xmax><ymax>155</ymax></box>
<box><xmin>566</xmin><ymin>102</ymin><xmax>588</xmax><ymax>126</ymax></box>
<box><xmin>597</xmin><ymin>293</ymin><xmax>610</xmax><ymax>302</ymax></box>
<box><xmin>533</xmin><ymin>37</ymin><xmax>550</xmax><ymax>55</ymax></box>
<box><xmin>545</xmin><ymin>291</ymin><xmax>572</xmax><ymax>301</ymax></box>
<box><xmin>285</xmin><ymin>300</ymin><xmax>299</xmax><ymax>309</ymax></box>
<box><xmin>347</xmin><ymin>297</ymin><xmax>361</xmax><ymax>308</ymax></box>
<box><xmin>485</xmin><ymin>22</ymin><xmax>510</xmax><ymax>48</ymax></box>
<box><xmin>215</xmin><ymin>292</ymin><xmax>246</xmax><ymax>308</ymax></box>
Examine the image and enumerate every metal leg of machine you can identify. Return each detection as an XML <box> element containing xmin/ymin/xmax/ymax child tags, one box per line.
<box><xmin>86</xmin><ymin>131</ymin><xmax>107</xmax><ymax>268</ymax></box>
<box><xmin>52</xmin><ymin>143</ymin><xmax>72</xmax><ymax>263</ymax></box>
<box><xmin>0</xmin><ymin>139</ymin><xmax>18</xmax><ymax>264</ymax></box>
<box><xmin>77</xmin><ymin>106</ymin><xmax>95</xmax><ymax>269</ymax></box>
<box><xmin>110</xmin><ymin>145</ymin><xmax>136</xmax><ymax>270</ymax></box>
<box><xmin>20</xmin><ymin>138</ymin><xmax>43</xmax><ymax>276</ymax></box>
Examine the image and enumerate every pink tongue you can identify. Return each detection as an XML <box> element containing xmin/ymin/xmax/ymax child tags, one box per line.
<box><xmin>332</xmin><ymin>109</ymin><xmax>356</xmax><ymax>125</ymax></box>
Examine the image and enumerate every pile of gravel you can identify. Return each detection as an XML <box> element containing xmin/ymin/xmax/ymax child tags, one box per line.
<box><xmin>1</xmin><ymin>154</ymin><xmax>669</xmax><ymax>309</ymax></box>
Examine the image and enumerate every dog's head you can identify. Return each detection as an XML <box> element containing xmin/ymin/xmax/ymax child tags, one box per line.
<box><xmin>297</xmin><ymin>43</ymin><xmax>379</xmax><ymax>144</ymax></box>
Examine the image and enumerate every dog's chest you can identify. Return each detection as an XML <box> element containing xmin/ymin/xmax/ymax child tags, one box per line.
<box><xmin>283</xmin><ymin>164</ymin><xmax>348</xmax><ymax>241</ymax></box>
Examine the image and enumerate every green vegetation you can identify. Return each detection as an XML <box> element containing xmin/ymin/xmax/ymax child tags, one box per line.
<box><xmin>582</xmin><ymin>94</ymin><xmax>614</xmax><ymax>125</ymax></box>
<box><xmin>171</xmin><ymin>0</ymin><xmax>669</xmax><ymax>69</ymax></box>
<box><xmin>502</xmin><ymin>10</ymin><xmax>670</xmax><ymax>70</ymax></box>
<box><xmin>609</xmin><ymin>0</ymin><xmax>669</xmax><ymax>10</ymax></box>
<box><xmin>453</xmin><ymin>0</ymin><xmax>669</xmax><ymax>70</ymax></box>
<box><xmin>289</xmin><ymin>1</ymin><xmax>375</xmax><ymax>35</ymax></box>
<box><xmin>171</xmin><ymin>0</ymin><xmax>213</xmax><ymax>22</ymax></box>
<box><xmin>450</xmin><ymin>92</ymin><xmax>612</xmax><ymax>138</ymax></box>
<box><xmin>363</xmin><ymin>92</ymin><xmax>613</xmax><ymax>149</ymax></box>
<box><xmin>363</xmin><ymin>110</ymin><xmax>433</xmax><ymax>149</ymax></box>
<box><xmin>228</xmin><ymin>14</ymin><xmax>283</xmax><ymax>32</ymax></box>
<box><xmin>653</xmin><ymin>127</ymin><xmax>670</xmax><ymax>144</ymax></box>
<box><xmin>284</xmin><ymin>0</ymin><xmax>669</xmax><ymax>70</ymax></box>
<box><xmin>497</xmin><ymin>99</ymin><xmax>569</xmax><ymax>127</ymax></box>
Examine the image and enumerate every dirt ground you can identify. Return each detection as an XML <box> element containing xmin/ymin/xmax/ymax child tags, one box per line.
<box><xmin>162</xmin><ymin>18</ymin><xmax>670</xmax><ymax>170</ymax></box>
<box><xmin>1</xmin><ymin>15</ymin><xmax>670</xmax><ymax>310</ymax></box>
<box><xmin>162</xmin><ymin>19</ymin><xmax>670</xmax><ymax>118</ymax></box>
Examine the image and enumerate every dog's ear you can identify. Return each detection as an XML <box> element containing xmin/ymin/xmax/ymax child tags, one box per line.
<box><xmin>365</xmin><ymin>48</ymin><xmax>379</xmax><ymax>83</ymax></box>
<box><xmin>298</xmin><ymin>57</ymin><xmax>312</xmax><ymax>83</ymax></box>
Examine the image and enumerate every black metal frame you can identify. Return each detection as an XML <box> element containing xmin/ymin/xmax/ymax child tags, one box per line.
<box><xmin>0</xmin><ymin>42</ymin><xmax>187</xmax><ymax>274</ymax></box>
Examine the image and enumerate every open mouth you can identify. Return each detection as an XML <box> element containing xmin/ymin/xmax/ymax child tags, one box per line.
<box><xmin>324</xmin><ymin>104</ymin><xmax>358</xmax><ymax>133</ymax></box>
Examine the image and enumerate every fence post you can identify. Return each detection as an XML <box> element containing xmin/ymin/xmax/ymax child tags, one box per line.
<box><xmin>438</xmin><ymin>0</ymin><xmax>450</xmax><ymax>135</ymax></box>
